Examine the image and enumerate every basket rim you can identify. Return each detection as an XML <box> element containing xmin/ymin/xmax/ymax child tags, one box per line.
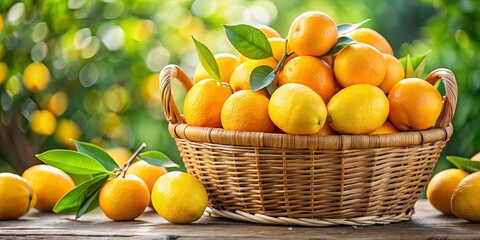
<box><xmin>168</xmin><ymin>122</ymin><xmax>453</xmax><ymax>150</ymax></box>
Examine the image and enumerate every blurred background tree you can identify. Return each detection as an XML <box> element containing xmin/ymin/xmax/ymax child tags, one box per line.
<box><xmin>0</xmin><ymin>0</ymin><xmax>478</xmax><ymax>176</ymax></box>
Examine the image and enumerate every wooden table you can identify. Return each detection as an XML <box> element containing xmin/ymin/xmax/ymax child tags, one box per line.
<box><xmin>1</xmin><ymin>200</ymin><xmax>478</xmax><ymax>239</ymax></box>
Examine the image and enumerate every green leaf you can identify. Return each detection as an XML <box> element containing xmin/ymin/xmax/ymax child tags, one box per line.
<box><xmin>399</xmin><ymin>55</ymin><xmax>414</xmax><ymax>78</ymax></box>
<box><xmin>36</xmin><ymin>150</ymin><xmax>109</xmax><ymax>175</ymax></box>
<box><xmin>54</xmin><ymin>173</ymin><xmax>109</xmax><ymax>213</ymax></box>
<box><xmin>74</xmin><ymin>140</ymin><xmax>119</xmax><ymax>171</ymax></box>
<box><xmin>412</xmin><ymin>50</ymin><xmax>432</xmax><ymax>78</ymax></box>
<box><xmin>249</xmin><ymin>65</ymin><xmax>276</xmax><ymax>92</ymax></box>
<box><xmin>139</xmin><ymin>151</ymin><xmax>179</xmax><ymax>168</ymax></box>
<box><xmin>447</xmin><ymin>156</ymin><xmax>480</xmax><ymax>173</ymax></box>
<box><xmin>337</xmin><ymin>19</ymin><xmax>370</xmax><ymax>36</ymax></box>
<box><xmin>325</xmin><ymin>36</ymin><xmax>357</xmax><ymax>55</ymax></box>
<box><xmin>224</xmin><ymin>24</ymin><xmax>273</xmax><ymax>60</ymax></box>
<box><xmin>192</xmin><ymin>36</ymin><xmax>221</xmax><ymax>81</ymax></box>
<box><xmin>75</xmin><ymin>188</ymin><xmax>101</xmax><ymax>220</ymax></box>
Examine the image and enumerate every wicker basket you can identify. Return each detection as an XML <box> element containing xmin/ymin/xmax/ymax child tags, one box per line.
<box><xmin>160</xmin><ymin>65</ymin><xmax>457</xmax><ymax>226</ymax></box>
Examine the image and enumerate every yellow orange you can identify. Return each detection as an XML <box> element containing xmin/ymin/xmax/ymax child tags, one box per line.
<box><xmin>287</xmin><ymin>11</ymin><xmax>338</xmax><ymax>56</ymax></box>
<box><xmin>0</xmin><ymin>173</ymin><xmax>36</xmax><ymax>220</ymax></box>
<box><xmin>221</xmin><ymin>90</ymin><xmax>276</xmax><ymax>133</ymax></box>
<box><xmin>193</xmin><ymin>53</ymin><xmax>240</xmax><ymax>84</ymax></box>
<box><xmin>23</xmin><ymin>62</ymin><xmax>50</xmax><ymax>92</ymax></box>
<box><xmin>426</xmin><ymin>168</ymin><xmax>469</xmax><ymax>215</ymax></box>
<box><xmin>127</xmin><ymin>160</ymin><xmax>168</xmax><ymax>194</ymax></box>
<box><xmin>278</xmin><ymin>56</ymin><xmax>336</xmax><ymax>103</ymax></box>
<box><xmin>333</xmin><ymin>43</ymin><xmax>387</xmax><ymax>87</ymax></box>
<box><xmin>348</xmin><ymin>28</ymin><xmax>394</xmax><ymax>55</ymax></box>
<box><xmin>106</xmin><ymin>148</ymin><xmax>132</xmax><ymax>167</ymax></box>
<box><xmin>369</xmin><ymin>120</ymin><xmax>399</xmax><ymax>135</ymax></box>
<box><xmin>44</xmin><ymin>91</ymin><xmax>68</xmax><ymax>116</ymax></box>
<box><xmin>451</xmin><ymin>172</ymin><xmax>480</xmax><ymax>222</ymax></box>
<box><xmin>377</xmin><ymin>54</ymin><xmax>405</xmax><ymax>93</ymax></box>
<box><xmin>183</xmin><ymin>78</ymin><xmax>232</xmax><ymax>128</ymax></box>
<box><xmin>30</xmin><ymin>110</ymin><xmax>57</xmax><ymax>136</ymax></box>
<box><xmin>255</xmin><ymin>25</ymin><xmax>281</xmax><ymax>38</ymax></box>
<box><xmin>0</xmin><ymin>62</ymin><xmax>8</xmax><ymax>85</ymax></box>
<box><xmin>229</xmin><ymin>58</ymin><xmax>278</xmax><ymax>91</ymax></box>
<box><xmin>55</xmin><ymin>119</ymin><xmax>81</xmax><ymax>149</ymax></box>
<box><xmin>388</xmin><ymin>78</ymin><xmax>443</xmax><ymax>131</ymax></box>
<box><xmin>22</xmin><ymin>165</ymin><xmax>75</xmax><ymax>212</ymax></box>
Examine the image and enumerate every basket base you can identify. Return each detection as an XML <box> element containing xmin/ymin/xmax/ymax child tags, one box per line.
<box><xmin>205</xmin><ymin>207</ymin><xmax>414</xmax><ymax>227</ymax></box>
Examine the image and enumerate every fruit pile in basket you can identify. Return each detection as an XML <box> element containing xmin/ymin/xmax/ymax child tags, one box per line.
<box><xmin>185</xmin><ymin>11</ymin><xmax>442</xmax><ymax>135</ymax></box>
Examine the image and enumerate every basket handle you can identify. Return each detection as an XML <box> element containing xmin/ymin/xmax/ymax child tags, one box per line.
<box><xmin>160</xmin><ymin>64</ymin><xmax>193</xmax><ymax>124</ymax></box>
<box><xmin>425</xmin><ymin>68</ymin><xmax>458</xmax><ymax>128</ymax></box>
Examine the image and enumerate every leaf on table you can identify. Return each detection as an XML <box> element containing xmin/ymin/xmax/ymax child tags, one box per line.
<box><xmin>36</xmin><ymin>150</ymin><xmax>109</xmax><ymax>175</ymax></box>
<box><xmin>224</xmin><ymin>24</ymin><xmax>273</xmax><ymax>60</ymax></box>
<box><xmin>337</xmin><ymin>19</ymin><xmax>370</xmax><ymax>36</ymax></box>
<box><xmin>250</xmin><ymin>65</ymin><xmax>276</xmax><ymax>92</ymax></box>
<box><xmin>192</xmin><ymin>36</ymin><xmax>221</xmax><ymax>81</ymax></box>
<box><xmin>324</xmin><ymin>36</ymin><xmax>357</xmax><ymax>56</ymax></box>
<box><xmin>53</xmin><ymin>173</ymin><xmax>109</xmax><ymax>213</ymax></box>
<box><xmin>139</xmin><ymin>151</ymin><xmax>179</xmax><ymax>168</ymax></box>
<box><xmin>447</xmin><ymin>156</ymin><xmax>480</xmax><ymax>173</ymax></box>
<box><xmin>73</xmin><ymin>140</ymin><xmax>119</xmax><ymax>171</ymax></box>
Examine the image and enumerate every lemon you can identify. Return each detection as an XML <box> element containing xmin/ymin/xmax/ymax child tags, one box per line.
<box><xmin>451</xmin><ymin>172</ymin><xmax>480</xmax><ymax>222</ymax></box>
<box><xmin>327</xmin><ymin>84</ymin><xmax>389</xmax><ymax>135</ymax></box>
<box><xmin>0</xmin><ymin>173</ymin><xmax>37</xmax><ymax>220</ymax></box>
<box><xmin>268</xmin><ymin>83</ymin><xmax>327</xmax><ymax>135</ymax></box>
<box><xmin>426</xmin><ymin>168</ymin><xmax>469</xmax><ymax>215</ymax></box>
<box><xmin>151</xmin><ymin>171</ymin><xmax>208</xmax><ymax>224</ymax></box>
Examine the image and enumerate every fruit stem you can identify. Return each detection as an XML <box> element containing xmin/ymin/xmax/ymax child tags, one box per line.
<box><xmin>122</xmin><ymin>143</ymin><xmax>147</xmax><ymax>178</ymax></box>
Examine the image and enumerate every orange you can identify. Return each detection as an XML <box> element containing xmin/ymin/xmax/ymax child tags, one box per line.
<box><xmin>451</xmin><ymin>172</ymin><xmax>480</xmax><ymax>222</ymax></box>
<box><xmin>0</xmin><ymin>173</ymin><xmax>36</xmax><ymax>220</ymax></box>
<box><xmin>127</xmin><ymin>160</ymin><xmax>168</xmax><ymax>194</ymax></box>
<box><xmin>278</xmin><ymin>56</ymin><xmax>336</xmax><ymax>103</ymax></box>
<box><xmin>315</xmin><ymin>123</ymin><xmax>337</xmax><ymax>136</ymax></box>
<box><xmin>327</xmin><ymin>84</ymin><xmax>389</xmax><ymax>135</ymax></box>
<box><xmin>287</xmin><ymin>11</ymin><xmax>338</xmax><ymax>56</ymax></box>
<box><xmin>369</xmin><ymin>120</ymin><xmax>399</xmax><ymax>135</ymax></box>
<box><xmin>55</xmin><ymin>119</ymin><xmax>81</xmax><ymax>149</ymax></box>
<box><xmin>193</xmin><ymin>53</ymin><xmax>240</xmax><ymax>84</ymax></box>
<box><xmin>426</xmin><ymin>169</ymin><xmax>469</xmax><ymax>215</ymax></box>
<box><xmin>377</xmin><ymin>54</ymin><xmax>405</xmax><ymax>93</ymax></box>
<box><xmin>268</xmin><ymin>83</ymin><xmax>327</xmax><ymax>135</ymax></box>
<box><xmin>183</xmin><ymin>79</ymin><xmax>232</xmax><ymax>128</ymax></box>
<box><xmin>388</xmin><ymin>78</ymin><xmax>443</xmax><ymax>131</ymax></box>
<box><xmin>348</xmin><ymin>28</ymin><xmax>394</xmax><ymax>55</ymax></box>
<box><xmin>151</xmin><ymin>171</ymin><xmax>208</xmax><ymax>224</ymax></box>
<box><xmin>255</xmin><ymin>25</ymin><xmax>281</xmax><ymax>38</ymax></box>
<box><xmin>333</xmin><ymin>43</ymin><xmax>387</xmax><ymax>87</ymax></box>
<box><xmin>239</xmin><ymin>38</ymin><xmax>289</xmax><ymax>63</ymax></box>
<box><xmin>0</xmin><ymin>62</ymin><xmax>8</xmax><ymax>85</ymax></box>
<box><xmin>23</xmin><ymin>62</ymin><xmax>50</xmax><ymax>92</ymax></box>
<box><xmin>99</xmin><ymin>175</ymin><xmax>150</xmax><ymax>221</ymax></box>
<box><xmin>221</xmin><ymin>90</ymin><xmax>276</xmax><ymax>133</ymax></box>
<box><xmin>229</xmin><ymin>58</ymin><xmax>278</xmax><ymax>91</ymax></box>
<box><xmin>29</xmin><ymin>109</ymin><xmax>57</xmax><ymax>136</ymax></box>
<box><xmin>44</xmin><ymin>91</ymin><xmax>68</xmax><ymax>116</ymax></box>
<box><xmin>22</xmin><ymin>165</ymin><xmax>75</xmax><ymax>212</ymax></box>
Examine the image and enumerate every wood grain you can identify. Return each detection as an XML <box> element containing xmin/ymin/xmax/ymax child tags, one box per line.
<box><xmin>0</xmin><ymin>200</ymin><xmax>478</xmax><ymax>239</ymax></box>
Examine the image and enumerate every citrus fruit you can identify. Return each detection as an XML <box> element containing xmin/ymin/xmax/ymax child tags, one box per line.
<box><xmin>151</xmin><ymin>171</ymin><xmax>208</xmax><ymax>224</ymax></box>
<box><xmin>287</xmin><ymin>11</ymin><xmax>338</xmax><ymax>56</ymax></box>
<box><xmin>333</xmin><ymin>43</ymin><xmax>387</xmax><ymax>87</ymax></box>
<box><xmin>99</xmin><ymin>174</ymin><xmax>150</xmax><ymax>221</ymax></box>
<box><xmin>369</xmin><ymin>120</ymin><xmax>399</xmax><ymax>135</ymax></box>
<box><xmin>327</xmin><ymin>84</ymin><xmax>389</xmax><ymax>135</ymax></box>
<box><xmin>451</xmin><ymin>171</ymin><xmax>480</xmax><ymax>222</ymax></box>
<box><xmin>388</xmin><ymin>78</ymin><xmax>443</xmax><ymax>131</ymax></box>
<box><xmin>44</xmin><ymin>91</ymin><xmax>68</xmax><ymax>116</ymax></box>
<box><xmin>106</xmin><ymin>148</ymin><xmax>132</xmax><ymax>166</ymax></box>
<box><xmin>347</xmin><ymin>28</ymin><xmax>394</xmax><ymax>55</ymax></box>
<box><xmin>377</xmin><ymin>54</ymin><xmax>405</xmax><ymax>93</ymax></box>
<box><xmin>221</xmin><ymin>90</ymin><xmax>276</xmax><ymax>133</ymax></box>
<box><xmin>22</xmin><ymin>165</ymin><xmax>75</xmax><ymax>212</ymax></box>
<box><xmin>268</xmin><ymin>83</ymin><xmax>327</xmax><ymax>135</ymax></box>
<box><xmin>127</xmin><ymin>160</ymin><xmax>168</xmax><ymax>195</ymax></box>
<box><xmin>229</xmin><ymin>58</ymin><xmax>278</xmax><ymax>91</ymax></box>
<box><xmin>0</xmin><ymin>173</ymin><xmax>37</xmax><ymax>220</ymax></box>
<box><xmin>0</xmin><ymin>62</ymin><xmax>8</xmax><ymax>85</ymax></box>
<box><xmin>255</xmin><ymin>25</ymin><xmax>281</xmax><ymax>38</ymax></box>
<box><xmin>315</xmin><ymin>123</ymin><xmax>337</xmax><ymax>136</ymax></box>
<box><xmin>23</xmin><ymin>62</ymin><xmax>50</xmax><ymax>92</ymax></box>
<box><xmin>183</xmin><ymin>78</ymin><xmax>232</xmax><ymax>128</ymax></box>
<box><xmin>278</xmin><ymin>56</ymin><xmax>336</xmax><ymax>103</ymax></box>
<box><xmin>55</xmin><ymin>119</ymin><xmax>81</xmax><ymax>149</ymax></box>
<box><xmin>193</xmin><ymin>53</ymin><xmax>240</xmax><ymax>84</ymax></box>
<box><xmin>426</xmin><ymin>168</ymin><xmax>469</xmax><ymax>215</ymax></box>
<box><xmin>29</xmin><ymin>109</ymin><xmax>57</xmax><ymax>136</ymax></box>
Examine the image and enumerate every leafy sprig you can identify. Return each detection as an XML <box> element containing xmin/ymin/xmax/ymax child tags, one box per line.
<box><xmin>447</xmin><ymin>156</ymin><xmax>480</xmax><ymax>173</ymax></box>
<box><xmin>35</xmin><ymin>141</ymin><xmax>179</xmax><ymax>219</ymax></box>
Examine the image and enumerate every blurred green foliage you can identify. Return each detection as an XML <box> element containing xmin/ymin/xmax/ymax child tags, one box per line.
<box><xmin>0</xmin><ymin>0</ymin><xmax>478</xmax><ymax>176</ymax></box>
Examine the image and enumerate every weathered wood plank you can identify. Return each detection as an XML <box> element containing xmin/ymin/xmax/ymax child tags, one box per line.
<box><xmin>0</xmin><ymin>200</ymin><xmax>478</xmax><ymax>239</ymax></box>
